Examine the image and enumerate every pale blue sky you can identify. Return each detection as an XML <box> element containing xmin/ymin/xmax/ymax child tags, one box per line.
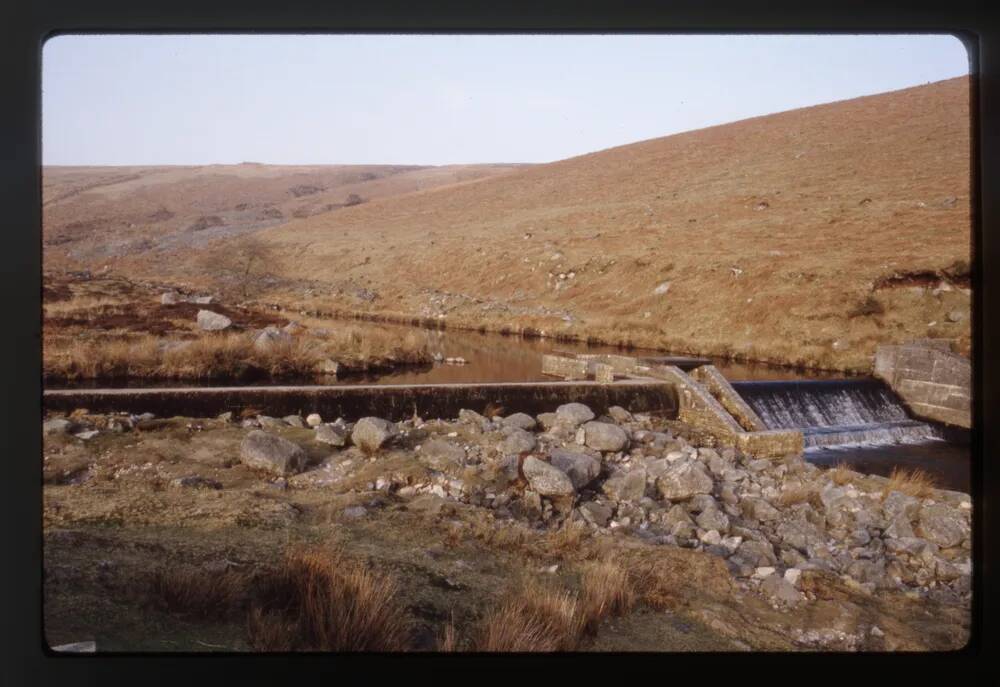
<box><xmin>42</xmin><ymin>34</ymin><xmax>970</xmax><ymax>166</ymax></box>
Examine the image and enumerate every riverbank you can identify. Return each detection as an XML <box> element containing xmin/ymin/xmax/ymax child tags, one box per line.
<box><xmin>43</xmin><ymin>401</ymin><xmax>971</xmax><ymax>652</ymax></box>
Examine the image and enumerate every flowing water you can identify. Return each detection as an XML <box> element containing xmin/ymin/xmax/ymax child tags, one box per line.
<box><xmin>47</xmin><ymin>320</ymin><xmax>969</xmax><ymax>491</ymax></box>
<box><xmin>732</xmin><ymin>378</ymin><xmax>969</xmax><ymax>492</ymax></box>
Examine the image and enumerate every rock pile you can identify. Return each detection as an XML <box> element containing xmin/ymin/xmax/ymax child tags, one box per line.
<box><xmin>44</xmin><ymin>400</ymin><xmax>972</xmax><ymax>610</ymax></box>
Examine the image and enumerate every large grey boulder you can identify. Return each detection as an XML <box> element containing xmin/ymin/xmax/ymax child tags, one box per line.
<box><xmin>160</xmin><ymin>291</ymin><xmax>180</xmax><ymax>305</ymax></box>
<box><xmin>917</xmin><ymin>503</ymin><xmax>968</xmax><ymax>548</ymax></box>
<box><xmin>776</xmin><ymin>518</ymin><xmax>826</xmax><ymax>552</ymax></box>
<box><xmin>500</xmin><ymin>427</ymin><xmax>536</xmax><ymax>455</ymax></box>
<box><xmin>458</xmin><ymin>408</ymin><xmax>490</xmax><ymax>430</ymax></box>
<box><xmin>579</xmin><ymin>501</ymin><xmax>613</xmax><ymax>527</ymax></box>
<box><xmin>240</xmin><ymin>430</ymin><xmax>306</xmax><ymax>476</ymax></box>
<box><xmin>536</xmin><ymin>412</ymin><xmax>559</xmax><ymax>431</ymax></box>
<box><xmin>882</xmin><ymin>491</ymin><xmax>921</xmax><ymax>521</ymax></box>
<box><xmin>502</xmin><ymin>412</ymin><xmax>537</xmax><ymax>431</ymax></box>
<box><xmin>418</xmin><ymin>439</ymin><xmax>465</xmax><ymax>471</ymax></box>
<box><xmin>351</xmin><ymin>417</ymin><xmax>397</xmax><ymax>454</ymax></box>
<box><xmin>549</xmin><ymin>449</ymin><xmax>601</xmax><ymax>489</ymax></box>
<box><xmin>555</xmin><ymin>402</ymin><xmax>595</xmax><ymax>427</ymax></box>
<box><xmin>43</xmin><ymin>418</ymin><xmax>76</xmax><ymax>436</ymax></box>
<box><xmin>197</xmin><ymin>309</ymin><xmax>232</xmax><ymax>331</ymax></box>
<box><xmin>581</xmin><ymin>421</ymin><xmax>628</xmax><ymax>452</ymax></box>
<box><xmin>315</xmin><ymin>424</ymin><xmax>348</xmax><ymax>447</ymax></box>
<box><xmin>522</xmin><ymin>456</ymin><xmax>576</xmax><ymax>496</ymax></box>
<box><xmin>695</xmin><ymin>506</ymin><xmax>730</xmax><ymax>533</ymax></box>
<box><xmin>254</xmin><ymin>326</ymin><xmax>293</xmax><ymax>351</ymax></box>
<box><xmin>602</xmin><ymin>468</ymin><xmax>647</xmax><ymax>502</ymax></box>
<box><xmin>742</xmin><ymin>497</ymin><xmax>782</xmax><ymax>523</ymax></box>
<box><xmin>656</xmin><ymin>460</ymin><xmax>714</xmax><ymax>501</ymax></box>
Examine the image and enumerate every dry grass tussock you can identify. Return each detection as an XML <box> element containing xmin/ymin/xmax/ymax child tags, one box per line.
<box><xmin>147</xmin><ymin>566</ymin><xmax>252</xmax><ymax>620</ymax></box>
<box><xmin>882</xmin><ymin>467</ymin><xmax>937</xmax><ymax>500</ymax></box>
<box><xmin>474</xmin><ymin>581</ymin><xmax>584</xmax><ymax>652</ymax></box>
<box><xmin>828</xmin><ymin>462</ymin><xmax>861</xmax><ymax>487</ymax></box>
<box><xmin>777</xmin><ymin>482</ymin><xmax>819</xmax><ymax>507</ymax></box>
<box><xmin>247</xmin><ymin>547</ymin><xmax>409</xmax><ymax>652</ymax></box>
<box><xmin>473</xmin><ymin>560</ymin><xmax>634</xmax><ymax>652</ymax></box>
<box><xmin>43</xmin><ymin>325</ymin><xmax>429</xmax><ymax>381</ymax></box>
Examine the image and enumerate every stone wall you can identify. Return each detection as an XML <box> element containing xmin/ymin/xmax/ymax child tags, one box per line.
<box><xmin>874</xmin><ymin>341</ymin><xmax>971</xmax><ymax>428</ymax></box>
<box><xmin>640</xmin><ymin>365</ymin><xmax>803</xmax><ymax>458</ymax></box>
<box><xmin>690</xmin><ymin>364</ymin><xmax>767</xmax><ymax>432</ymax></box>
<box><xmin>541</xmin><ymin>354</ymin><xmax>589</xmax><ymax>380</ymax></box>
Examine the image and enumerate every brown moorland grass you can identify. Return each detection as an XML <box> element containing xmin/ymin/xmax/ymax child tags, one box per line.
<box><xmin>188</xmin><ymin>77</ymin><xmax>970</xmax><ymax>373</ymax></box>
<box><xmin>147</xmin><ymin>566</ymin><xmax>252</xmax><ymax>620</ymax></box>
<box><xmin>474</xmin><ymin>581</ymin><xmax>584</xmax><ymax>652</ymax></box>
<box><xmin>43</xmin><ymin>326</ymin><xmax>430</xmax><ymax>382</ymax></box>
<box><xmin>42</xmin><ymin>163</ymin><xmax>525</xmax><ymax>270</ymax></box>
<box><xmin>247</xmin><ymin>547</ymin><xmax>410</xmax><ymax>652</ymax></box>
<box><xmin>882</xmin><ymin>467</ymin><xmax>938</xmax><ymax>500</ymax></box>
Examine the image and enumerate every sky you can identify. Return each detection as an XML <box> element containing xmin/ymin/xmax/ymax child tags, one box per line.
<box><xmin>41</xmin><ymin>33</ymin><xmax>970</xmax><ymax>166</ymax></box>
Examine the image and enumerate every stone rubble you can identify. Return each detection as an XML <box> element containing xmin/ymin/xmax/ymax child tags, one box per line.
<box><xmin>43</xmin><ymin>400</ymin><xmax>973</xmax><ymax>613</ymax></box>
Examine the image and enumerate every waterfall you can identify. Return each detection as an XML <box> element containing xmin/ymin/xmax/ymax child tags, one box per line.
<box><xmin>731</xmin><ymin>379</ymin><xmax>941</xmax><ymax>449</ymax></box>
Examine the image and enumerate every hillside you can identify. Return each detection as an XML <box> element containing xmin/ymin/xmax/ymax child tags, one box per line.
<box><xmin>47</xmin><ymin>77</ymin><xmax>972</xmax><ymax>372</ymax></box>
<box><xmin>42</xmin><ymin>162</ymin><xmax>525</xmax><ymax>267</ymax></box>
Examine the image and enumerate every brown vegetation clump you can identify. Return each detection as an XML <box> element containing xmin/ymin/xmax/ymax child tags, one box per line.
<box><xmin>777</xmin><ymin>482</ymin><xmax>819</xmax><ymax>507</ymax></box>
<box><xmin>473</xmin><ymin>581</ymin><xmax>583</xmax><ymax>652</ymax></box>
<box><xmin>43</xmin><ymin>326</ymin><xmax>430</xmax><ymax>382</ymax></box>
<box><xmin>882</xmin><ymin>467</ymin><xmax>937</xmax><ymax>500</ymax></box>
<box><xmin>828</xmin><ymin>462</ymin><xmax>859</xmax><ymax>486</ymax></box>
<box><xmin>246</xmin><ymin>547</ymin><xmax>409</xmax><ymax>652</ymax></box>
<box><xmin>147</xmin><ymin>566</ymin><xmax>251</xmax><ymax>620</ymax></box>
<box><xmin>577</xmin><ymin>561</ymin><xmax>636</xmax><ymax>632</ymax></box>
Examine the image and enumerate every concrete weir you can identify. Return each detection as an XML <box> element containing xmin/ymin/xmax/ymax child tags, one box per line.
<box><xmin>43</xmin><ymin>379</ymin><xmax>678</xmax><ymax>423</ymax></box>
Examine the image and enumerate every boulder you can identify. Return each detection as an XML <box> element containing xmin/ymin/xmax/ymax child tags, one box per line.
<box><xmin>419</xmin><ymin>439</ymin><xmax>466</xmax><ymax>471</ymax></box>
<box><xmin>606</xmin><ymin>406</ymin><xmax>633</xmax><ymax>424</ymax></box>
<box><xmin>43</xmin><ymin>418</ymin><xmax>75</xmax><ymax>436</ymax></box>
<box><xmin>502</xmin><ymin>412</ymin><xmax>537</xmax><ymax>431</ymax></box>
<box><xmin>315</xmin><ymin>424</ymin><xmax>348</xmax><ymax>447</ymax></box>
<box><xmin>760</xmin><ymin>573</ymin><xmax>803</xmax><ymax>604</ymax></box>
<box><xmin>555</xmin><ymin>402</ymin><xmax>595</xmax><ymax>427</ymax></box>
<box><xmin>458</xmin><ymin>408</ymin><xmax>490</xmax><ymax>430</ymax></box>
<box><xmin>306</xmin><ymin>413</ymin><xmax>323</xmax><ymax>427</ymax></box>
<box><xmin>655</xmin><ymin>460</ymin><xmax>714</xmax><ymax>501</ymax></box>
<box><xmin>882</xmin><ymin>490</ymin><xmax>921</xmax><ymax>521</ymax></box>
<box><xmin>160</xmin><ymin>291</ymin><xmax>180</xmax><ymax>304</ymax></box>
<box><xmin>239</xmin><ymin>430</ymin><xmax>306</xmax><ymax>476</ymax></box>
<box><xmin>735</xmin><ymin>539</ymin><xmax>778</xmax><ymax>567</ymax></box>
<box><xmin>351</xmin><ymin>417</ymin><xmax>397</xmax><ymax>454</ymax></box>
<box><xmin>602</xmin><ymin>468</ymin><xmax>647</xmax><ymax>502</ymax></box>
<box><xmin>283</xmin><ymin>415</ymin><xmax>305</xmax><ymax>428</ymax></box>
<box><xmin>257</xmin><ymin>416</ymin><xmax>286</xmax><ymax>430</ymax></box>
<box><xmin>581</xmin><ymin>421</ymin><xmax>628</xmax><ymax>452</ymax></box>
<box><xmin>549</xmin><ymin>449</ymin><xmax>601</xmax><ymax>489</ymax></box>
<box><xmin>536</xmin><ymin>412</ymin><xmax>559</xmax><ymax>431</ymax></box>
<box><xmin>522</xmin><ymin>456</ymin><xmax>576</xmax><ymax>496</ymax></box>
<box><xmin>776</xmin><ymin>518</ymin><xmax>826</xmax><ymax>552</ymax></box>
<box><xmin>579</xmin><ymin>501</ymin><xmax>613</xmax><ymax>527</ymax></box>
<box><xmin>254</xmin><ymin>326</ymin><xmax>293</xmax><ymax>351</ymax></box>
<box><xmin>196</xmin><ymin>309</ymin><xmax>232</xmax><ymax>331</ymax></box>
<box><xmin>500</xmin><ymin>427</ymin><xmax>536</xmax><ymax>455</ymax></box>
<box><xmin>917</xmin><ymin>503</ymin><xmax>968</xmax><ymax>548</ymax></box>
<box><xmin>695</xmin><ymin>506</ymin><xmax>730</xmax><ymax>533</ymax></box>
<box><xmin>742</xmin><ymin>497</ymin><xmax>782</xmax><ymax>523</ymax></box>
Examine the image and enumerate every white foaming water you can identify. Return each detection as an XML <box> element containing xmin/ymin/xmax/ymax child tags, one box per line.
<box><xmin>732</xmin><ymin>379</ymin><xmax>942</xmax><ymax>448</ymax></box>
